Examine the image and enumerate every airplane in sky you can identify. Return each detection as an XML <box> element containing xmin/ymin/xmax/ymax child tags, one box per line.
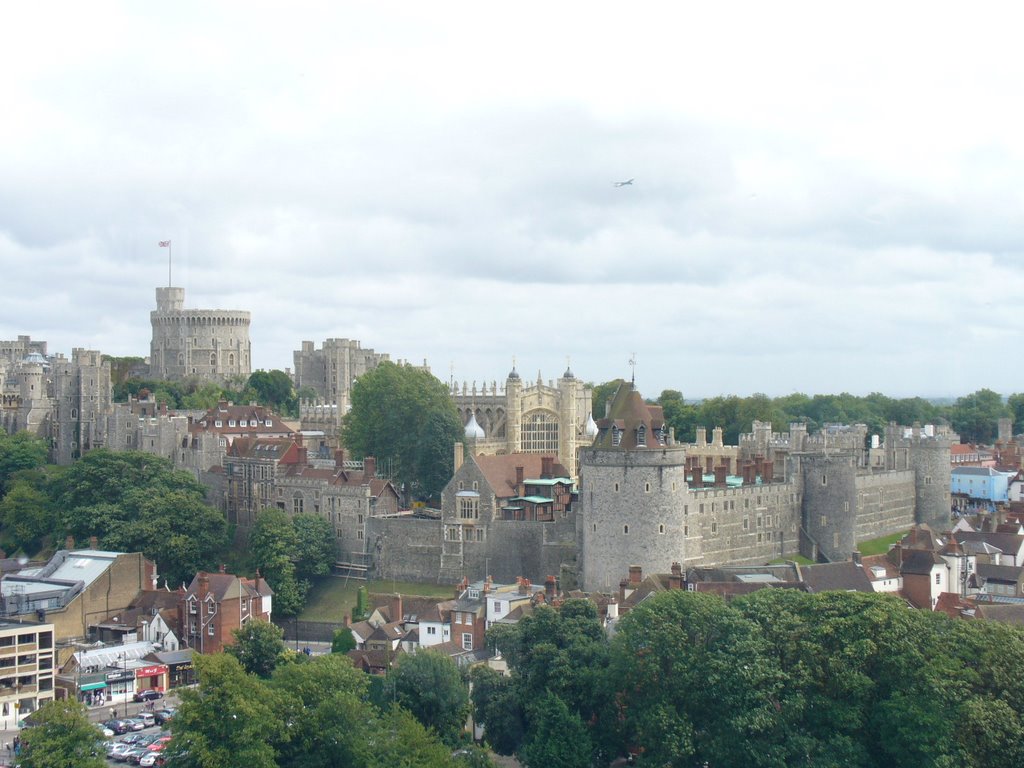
<box><xmin>613</xmin><ymin>178</ymin><xmax>634</xmax><ymax>187</ymax></box>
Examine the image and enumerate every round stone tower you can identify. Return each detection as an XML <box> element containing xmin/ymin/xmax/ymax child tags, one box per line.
<box><xmin>578</xmin><ymin>381</ymin><xmax>688</xmax><ymax>592</ymax></box>
<box><xmin>909</xmin><ymin>426</ymin><xmax>952</xmax><ymax>531</ymax></box>
<box><xmin>150</xmin><ymin>287</ymin><xmax>251</xmax><ymax>383</ymax></box>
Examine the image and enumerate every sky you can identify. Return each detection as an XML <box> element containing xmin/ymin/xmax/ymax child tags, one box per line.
<box><xmin>2</xmin><ymin>2</ymin><xmax>1023</xmax><ymax>400</ymax></box>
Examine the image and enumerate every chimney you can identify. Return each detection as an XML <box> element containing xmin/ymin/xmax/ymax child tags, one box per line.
<box><xmin>852</xmin><ymin>550</ymin><xmax>862</xmax><ymax>566</ymax></box>
<box><xmin>198</xmin><ymin>572</ymin><xmax>210</xmax><ymax>602</ymax></box>
<box><xmin>219</xmin><ymin>564</ymin><xmax>227</xmax><ymax>574</ymax></box>
<box><xmin>334</xmin><ymin>449</ymin><xmax>345</xmax><ymax>468</ymax></box>
<box><xmin>65</xmin><ymin>536</ymin><xmax>75</xmax><ymax>551</ymax></box>
<box><xmin>454</xmin><ymin>442</ymin><xmax>464</xmax><ymax>471</ymax></box>
<box><xmin>545</xmin><ymin>575</ymin><xmax>556</xmax><ymax>602</ymax></box>
<box><xmin>541</xmin><ymin>456</ymin><xmax>553</xmax><ymax>478</ymax></box>
<box><xmin>714</xmin><ymin>465</ymin><xmax>727</xmax><ymax>487</ymax></box>
<box><xmin>669</xmin><ymin>562</ymin><xmax>683</xmax><ymax>590</ymax></box>
<box><xmin>689</xmin><ymin>468</ymin><xmax>704</xmax><ymax>489</ymax></box>
<box><xmin>296</xmin><ymin>445</ymin><xmax>308</xmax><ymax>465</ymax></box>
<box><xmin>515</xmin><ymin>466</ymin><xmax>524</xmax><ymax>494</ymax></box>
<box><xmin>619</xmin><ymin>579</ymin><xmax>629</xmax><ymax>603</ymax></box>
<box><xmin>629</xmin><ymin>565</ymin><xmax>642</xmax><ymax>585</ymax></box>
<box><xmin>160</xmin><ymin>402</ymin><xmax>168</xmax><ymax>416</ymax></box>
<box><xmin>88</xmin><ymin>536</ymin><xmax>98</xmax><ymax>550</ymax></box>
<box><xmin>696</xmin><ymin>427</ymin><xmax>707</xmax><ymax>446</ymax></box>
<box><xmin>762</xmin><ymin>460</ymin><xmax>774</xmax><ymax>483</ymax></box>
<box><xmin>606</xmin><ymin>599</ymin><xmax>619</xmax><ymax>620</ymax></box>
<box><xmin>390</xmin><ymin>594</ymin><xmax>403</xmax><ymax>623</ymax></box>
<box><xmin>364</xmin><ymin>456</ymin><xmax>377</xmax><ymax>478</ymax></box>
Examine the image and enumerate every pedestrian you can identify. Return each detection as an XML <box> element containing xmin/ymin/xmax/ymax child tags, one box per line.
<box><xmin>110</xmin><ymin>705</ymin><xmax>117</xmax><ymax>720</ymax></box>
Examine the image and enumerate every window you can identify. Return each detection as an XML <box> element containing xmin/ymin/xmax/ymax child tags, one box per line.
<box><xmin>357</xmin><ymin>530</ymin><xmax>364</xmax><ymax>540</ymax></box>
<box><xmin>711</xmin><ymin>522</ymin><xmax>718</xmax><ymax>534</ymax></box>
<box><xmin>293</xmin><ymin>495</ymin><xmax>304</xmax><ymax>514</ymax></box>
<box><xmin>215</xmin><ymin>420</ymin><xmax>223</xmax><ymax>428</ymax></box>
<box><xmin>458</xmin><ymin>497</ymin><xmax>479</xmax><ymax>520</ymax></box>
<box><xmin>658</xmin><ymin>524</ymin><xmax>665</xmax><ymax>534</ymax></box>
<box><xmin>522</xmin><ymin>411</ymin><xmax>559</xmax><ymax>453</ymax></box>
<box><xmin>820</xmin><ymin>515</ymin><xmax>827</xmax><ymax>527</ymax></box>
<box><xmin>427</xmin><ymin>626</ymin><xmax>436</xmax><ymax>635</ymax></box>
<box><xmin>614</xmin><ymin>482</ymin><xmax>620</xmax><ymax>492</ymax></box>
<box><xmin>637</xmin><ymin>425</ymin><xmax>646</xmax><ymax>447</ymax></box>
<box><xmin>229</xmin><ymin>419</ymin><xmax>237</xmax><ymax>427</ymax></box>
<box><xmin>462</xmin><ymin>633</ymin><xmax>473</xmax><ymax>651</ymax></box>
<box><xmin>822</xmin><ymin>474</ymin><xmax>827</xmax><ymax>486</ymax></box>
<box><xmin>458</xmin><ymin>481</ymin><xmax>464</xmax><ymax>490</ymax></box>
<box><xmin>249</xmin><ymin>419</ymin><xmax>257</xmax><ymax>427</ymax></box>
<box><xmin>476</xmin><ymin>527</ymin><xmax>485</xmax><ymax>541</ymax></box>
<box><xmin>612</xmin><ymin>426</ymin><xmax>622</xmax><ymax>447</ymax></box>
<box><xmin>934</xmin><ymin>573</ymin><xmax>941</xmax><ymax>585</ymax></box>
<box><xmin>189</xmin><ymin>600</ymin><xmax>197</xmax><ymax>615</ymax></box>
<box><xmin>472</xmin><ymin>481</ymin><xmax>479</xmax><ymax>490</ymax></box>
<box><xmin>645</xmin><ymin>482</ymin><xmax>651</xmax><ymax>493</ymax></box>
<box><xmin>743</xmin><ymin>517</ymin><xmax>749</xmax><ymax>530</ymax></box>
<box><xmin>623</xmin><ymin>525</ymin><xmax>629</xmax><ymax>535</ymax></box>
<box><xmin>208</xmin><ymin>623</ymin><xmax>215</xmax><ymax>636</ymax></box>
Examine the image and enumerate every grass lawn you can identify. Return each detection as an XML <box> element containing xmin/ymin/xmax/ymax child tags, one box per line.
<box><xmin>300</xmin><ymin>577</ymin><xmax>456</xmax><ymax>622</ymax></box>
<box><xmin>770</xmin><ymin>554</ymin><xmax>816</xmax><ymax>566</ymax></box>
<box><xmin>858</xmin><ymin>530</ymin><xmax>908</xmax><ymax>556</ymax></box>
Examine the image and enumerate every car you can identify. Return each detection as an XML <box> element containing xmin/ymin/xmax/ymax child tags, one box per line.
<box><xmin>153</xmin><ymin>708</ymin><xmax>176</xmax><ymax>725</ymax></box>
<box><xmin>96</xmin><ymin>723</ymin><xmax>115</xmax><ymax>738</ymax></box>
<box><xmin>122</xmin><ymin>746</ymin><xmax>149</xmax><ymax>764</ymax></box>
<box><xmin>133</xmin><ymin>688</ymin><xmax>165</xmax><ymax>702</ymax></box>
<box><xmin>123</xmin><ymin>717</ymin><xmax>147</xmax><ymax>731</ymax></box>
<box><xmin>135</xmin><ymin>711</ymin><xmax>157</xmax><ymax>728</ymax></box>
<box><xmin>140</xmin><ymin>752</ymin><xmax>164</xmax><ymax>767</ymax></box>
<box><xmin>104</xmin><ymin>719</ymin><xmax>130</xmax><ymax>735</ymax></box>
<box><xmin>107</xmin><ymin>742</ymin><xmax>134</xmax><ymax>759</ymax></box>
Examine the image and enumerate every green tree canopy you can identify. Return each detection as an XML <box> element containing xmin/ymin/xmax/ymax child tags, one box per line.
<box><xmin>225</xmin><ymin>618</ymin><xmax>288</xmax><ymax>678</ymax></box>
<box><xmin>0</xmin><ymin>430</ymin><xmax>48</xmax><ymax>497</ymax></box>
<box><xmin>385</xmin><ymin>649</ymin><xmax>470</xmax><ymax>746</ymax></box>
<box><xmin>292</xmin><ymin>513</ymin><xmax>337</xmax><ymax>581</ymax></box>
<box><xmin>19</xmin><ymin>699</ymin><xmax>106</xmax><ymax>768</ymax></box>
<box><xmin>247</xmin><ymin>370</ymin><xmax>297</xmax><ymax>416</ymax></box>
<box><xmin>249</xmin><ymin>508</ymin><xmax>308</xmax><ymax>617</ymax></box>
<box><xmin>341</xmin><ymin>361</ymin><xmax>462</xmax><ymax>501</ymax></box>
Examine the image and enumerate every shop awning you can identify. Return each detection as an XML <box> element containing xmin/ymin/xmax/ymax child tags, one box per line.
<box><xmin>80</xmin><ymin>682</ymin><xmax>107</xmax><ymax>691</ymax></box>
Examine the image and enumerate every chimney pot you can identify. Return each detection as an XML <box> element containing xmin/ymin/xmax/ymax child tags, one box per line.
<box><xmin>364</xmin><ymin>456</ymin><xmax>377</xmax><ymax>478</ymax></box>
<box><xmin>629</xmin><ymin>565</ymin><xmax>642</xmax><ymax>584</ymax></box>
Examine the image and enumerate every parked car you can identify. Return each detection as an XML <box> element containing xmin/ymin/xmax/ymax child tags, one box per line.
<box><xmin>153</xmin><ymin>708</ymin><xmax>176</xmax><ymax>725</ymax></box>
<box><xmin>135</xmin><ymin>711</ymin><xmax>157</xmax><ymax>728</ymax></box>
<box><xmin>123</xmin><ymin>717</ymin><xmax>147</xmax><ymax>731</ymax></box>
<box><xmin>107</xmin><ymin>742</ymin><xmax>134</xmax><ymax>759</ymax></box>
<box><xmin>104</xmin><ymin>719</ymin><xmax>130</xmax><ymax>735</ymax></box>
<box><xmin>134</xmin><ymin>688</ymin><xmax>165</xmax><ymax>702</ymax></box>
<box><xmin>140</xmin><ymin>751</ymin><xmax>164</xmax><ymax>767</ymax></box>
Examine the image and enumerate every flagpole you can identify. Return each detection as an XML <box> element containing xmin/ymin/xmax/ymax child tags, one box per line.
<box><xmin>168</xmin><ymin>242</ymin><xmax>172</xmax><ymax>287</ymax></box>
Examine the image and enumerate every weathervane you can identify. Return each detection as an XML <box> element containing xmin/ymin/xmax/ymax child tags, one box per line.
<box><xmin>629</xmin><ymin>352</ymin><xmax>636</xmax><ymax>386</ymax></box>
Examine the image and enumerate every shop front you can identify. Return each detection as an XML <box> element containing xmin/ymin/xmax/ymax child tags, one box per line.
<box><xmin>134</xmin><ymin>664</ymin><xmax>168</xmax><ymax>694</ymax></box>
<box><xmin>104</xmin><ymin>668</ymin><xmax>136</xmax><ymax>704</ymax></box>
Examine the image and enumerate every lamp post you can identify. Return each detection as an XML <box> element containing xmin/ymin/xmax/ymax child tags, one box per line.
<box><xmin>121</xmin><ymin>653</ymin><xmax>129</xmax><ymax>719</ymax></box>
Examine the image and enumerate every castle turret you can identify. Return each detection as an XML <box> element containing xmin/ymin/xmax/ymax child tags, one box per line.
<box><xmin>799</xmin><ymin>453</ymin><xmax>858</xmax><ymax>562</ymax></box>
<box><xmin>579</xmin><ymin>382</ymin><xmax>688</xmax><ymax>591</ymax></box>
<box><xmin>909</xmin><ymin>426</ymin><xmax>952</xmax><ymax>531</ymax></box>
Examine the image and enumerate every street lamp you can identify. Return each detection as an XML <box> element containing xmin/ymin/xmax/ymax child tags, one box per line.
<box><xmin>121</xmin><ymin>653</ymin><xmax>129</xmax><ymax>719</ymax></box>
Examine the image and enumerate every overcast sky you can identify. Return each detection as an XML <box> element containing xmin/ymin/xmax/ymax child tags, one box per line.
<box><xmin>2</xmin><ymin>2</ymin><xmax>1022</xmax><ymax>400</ymax></box>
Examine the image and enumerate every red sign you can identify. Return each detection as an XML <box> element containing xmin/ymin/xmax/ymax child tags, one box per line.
<box><xmin>135</xmin><ymin>665</ymin><xmax>167</xmax><ymax>677</ymax></box>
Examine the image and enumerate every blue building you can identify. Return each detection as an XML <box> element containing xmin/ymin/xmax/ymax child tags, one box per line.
<box><xmin>951</xmin><ymin>466</ymin><xmax>1014</xmax><ymax>503</ymax></box>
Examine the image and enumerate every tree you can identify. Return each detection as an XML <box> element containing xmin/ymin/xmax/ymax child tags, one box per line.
<box><xmin>225</xmin><ymin>618</ymin><xmax>288</xmax><ymax>678</ymax></box>
<box><xmin>247</xmin><ymin>370</ymin><xmax>297</xmax><ymax>416</ymax></box>
<box><xmin>341</xmin><ymin>361</ymin><xmax>462</xmax><ymax>502</ymax></box>
<box><xmin>951</xmin><ymin>388</ymin><xmax>1008</xmax><ymax>444</ymax></box>
<box><xmin>292</xmin><ymin>514</ymin><xmax>337</xmax><ymax>582</ymax></box>
<box><xmin>18</xmin><ymin>699</ymin><xmax>106</xmax><ymax>768</ymax></box>
<box><xmin>590</xmin><ymin>380</ymin><xmax>623</xmax><ymax>422</ymax></box>
<box><xmin>0</xmin><ymin>430</ymin><xmax>48</xmax><ymax>498</ymax></box>
<box><xmin>249</xmin><ymin>509</ymin><xmax>308</xmax><ymax>617</ymax></box>
<box><xmin>470</xmin><ymin>666</ymin><xmax>525</xmax><ymax>755</ymax></box>
<box><xmin>331</xmin><ymin>627</ymin><xmax>356</xmax><ymax>654</ymax></box>
<box><xmin>384</xmin><ymin>649</ymin><xmax>470</xmax><ymax>746</ymax></box>
<box><xmin>168</xmin><ymin>653</ymin><xmax>284</xmax><ymax>768</ymax></box>
<box><xmin>0</xmin><ymin>480</ymin><xmax>53</xmax><ymax>554</ymax></box>
<box><xmin>518</xmin><ymin>693</ymin><xmax>592</xmax><ymax>768</ymax></box>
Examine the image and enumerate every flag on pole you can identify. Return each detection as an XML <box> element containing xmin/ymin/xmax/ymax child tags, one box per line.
<box><xmin>158</xmin><ymin>240</ymin><xmax>171</xmax><ymax>247</ymax></box>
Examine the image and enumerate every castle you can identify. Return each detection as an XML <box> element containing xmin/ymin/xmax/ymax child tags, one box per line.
<box><xmin>149</xmin><ymin>286</ymin><xmax>251</xmax><ymax>383</ymax></box>
<box><xmin>451</xmin><ymin>366</ymin><xmax>596</xmax><ymax>479</ymax></box>
<box><xmin>578</xmin><ymin>382</ymin><xmax>952</xmax><ymax>591</ymax></box>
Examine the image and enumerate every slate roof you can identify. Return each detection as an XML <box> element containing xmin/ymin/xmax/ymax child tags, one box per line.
<box><xmin>955</xmin><ymin>531</ymin><xmax>1024</xmax><ymax>557</ymax></box>
<box><xmin>800</xmin><ymin>561</ymin><xmax>875</xmax><ymax>593</ymax></box>
<box><xmin>899</xmin><ymin>549</ymin><xmax>944</xmax><ymax>575</ymax></box>
<box><xmin>592</xmin><ymin>382</ymin><xmax>667</xmax><ymax>451</ymax></box>
<box><xmin>975</xmin><ymin>563</ymin><xmax>1024</xmax><ymax>584</ymax></box>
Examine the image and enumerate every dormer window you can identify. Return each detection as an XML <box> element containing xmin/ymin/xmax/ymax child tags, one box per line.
<box><xmin>229</xmin><ymin>420</ymin><xmax>237</xmax><ymax>427</ymax></box>
<box><xmin>249</xmin><ymin>420</ymin><xmax>258</xmax><ymax>427</ymax></box>
<box><xmin>215</xmin><ymin>420</ymin><xmax>223</xmax><ymax>428</ymax></box>
<box><xmin>612</xmin><ymin>426</ymin><xmax>622</xmax><ymax>447</ymax></box>
<box><xmin>637</xmin><ymin>425</ymin><xmax>646</xmax><ymax>447</ymax></box>
<box><xmin>188</xmin><ymin>598</ymin><xmax>197</xmax><ymax>615</ymax></box>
